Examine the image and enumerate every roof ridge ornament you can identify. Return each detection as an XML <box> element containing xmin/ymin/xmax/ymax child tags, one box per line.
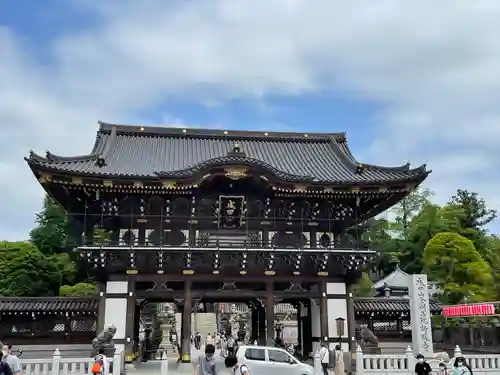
<box><xmin>227</xmin><ymin>142</ymin><xmax>246</xmax><ymax>158</ymax></box>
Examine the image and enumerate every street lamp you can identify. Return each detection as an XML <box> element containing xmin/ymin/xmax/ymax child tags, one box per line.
<box><xmin>335</xmin><ymin>317</ymin><xmax>345</xmax><ymax>342</ymax></box>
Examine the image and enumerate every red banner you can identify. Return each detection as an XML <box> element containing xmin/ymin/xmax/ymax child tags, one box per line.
<box><xmin>443</xmin><ymin>303</ymin><xmax>495</xmax><ymax>317</ymax></box>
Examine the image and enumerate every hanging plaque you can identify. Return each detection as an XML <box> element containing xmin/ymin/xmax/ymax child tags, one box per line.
<box><xmin>218</xmin><ymin>195</ymin><xmax>245</xmax><ymax>229</ymax></box>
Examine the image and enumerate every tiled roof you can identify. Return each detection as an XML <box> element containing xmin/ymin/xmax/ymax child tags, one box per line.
<box><xmin>372</xmin><ymin>266</ymin><xmax>411</xmax><ymax>289</ymax></box>
<box><xmin>0</xmin><ymin>297</ymin><xmax>99</xmax><ymax>313</ymax></box>
<box><xmin>25</xmin><ymin>122</ymin><xmax>430</xmax><ymax>185</ymax></box>
<box><xmin>354</xmin><ymin>297</ymin><xmax>442</xmax><ymax>313</ymax></box>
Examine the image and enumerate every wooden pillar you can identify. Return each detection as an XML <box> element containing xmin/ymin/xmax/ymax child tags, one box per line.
<box><xmin>258</xmin><ymin>305</ymin><xmax>266</xmax><ymax>344</ymax></box>
<box><xmin>133</xmin><ymin>304</ymin><xmax>141</xmax><ymax>361</ymax></box>
<box><xmin>97</xmin><ymin>283</ymin><xmax>106</xmax><ymax>332</ymax></box>
<box><xmin>251</xmin><ymin>306</ymin><xmax>258</xmax><ymax>343</ymax></box>
<box><xmin>266</xmin><ymin>281</ymin><xmax>275</xmax><ymax>345</ymax></box>
<box><xmin>125</xmin><ymin>276</ymin><xmax>136</xmax><ymax>363</ymax></box>
<box><xmin>303</xmin><ymin>303</ymin><xmax>313</xmax><ymax>357</ymax></box>
<box><xmin>181</xmin><ymin>280</ymin><xmax>192</xmax><ymax>363</ymax></box>
<box><xmin>85</xmin><ymin>221</ymin><xmax>95</xmax><ymax>245</ymax></box>
<box><xmin>297</xmin><ymin>304</ymin><xmax>303</xmax><ymax>354</ymax></box>
<box><xmin>346</xmin><ymin>284</ymin><xmax>356</xmax><ymax>354</ymax></box>
<box><xmin>319</xmin><ymin>281</ymin><xmax>328</xmax><ymax>342</ymax></box>
<box><xmin>396</xmin><ymin>317</ymin><xmax>403</xmax><ymax>334</ymax></box>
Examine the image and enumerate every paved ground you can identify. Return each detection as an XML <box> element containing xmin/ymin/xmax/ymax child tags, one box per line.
<box><xmin>14</xmin><ymin>344</ymin><xmax>92</xmax><ymax>359</ymax></box>
<box><xmin>128</xmin><ymin>346</ymin><xmax>224</xmax><ymax>374</ymax></box>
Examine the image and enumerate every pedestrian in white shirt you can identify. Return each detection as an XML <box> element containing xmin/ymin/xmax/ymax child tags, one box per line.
<box><xmin>319</xmin><ymin>342</ymin><xmax>330</xmax><ymax>375</ymax></box>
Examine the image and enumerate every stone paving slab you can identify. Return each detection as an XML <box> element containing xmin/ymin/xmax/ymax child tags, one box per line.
<box><xmin>128</xmin><ymin>346</ymin><xmax>222</xmax><ymax>374</ymax></box>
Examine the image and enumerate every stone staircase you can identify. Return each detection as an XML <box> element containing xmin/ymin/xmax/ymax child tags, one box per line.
<box><xmin>174</xmin><ymin>312</ymin><xmax>218</xmax><ymax>339</ymax></box>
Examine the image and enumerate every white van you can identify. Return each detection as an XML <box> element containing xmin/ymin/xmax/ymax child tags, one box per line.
<box><xmin>236</xmin><ymin>345</ymin><xmax>314</xmax><ymax>375</ymax></box>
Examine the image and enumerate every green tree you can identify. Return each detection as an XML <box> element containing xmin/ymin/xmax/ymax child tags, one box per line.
<box><xmin>392</xmin><ymin>188</ymin><xmax>434</xmax><ymax>238</ymax></box>
<box><xmin>449</xmin><ymin>189</ymin><xmax>497</xmax><ymax>228</ymax></box>
<box><xmin>93</xmin><ymin>227</ymin><xmax>111</xmax><ymax>245</ymax></box>
<box><xmin>29</xmin><ymin>195</ymin><xmax>86</xmax><ymax>286</ymax></box>
<box><xmin>360</xmin><ymin>218</ymin><xmax>402</xmax><ymax>276</ymax></box>
<box><xmin>0</xmin><ymin>241</ymin><xmax>62</xmax><ymax>296</ymax></box>
<box><xmin>30</xmin><ymin>196</ymin><xmax>70</xmax><ymax>254</ymax></box>
<box><xmin>423</xmin><ymin>232</ymin><xmax>493</xmax><ymax>304</ymax></box>
<box><xmin>49</xmin><ymin>253</ymin><xmax>77</xmax><ymax>286</ymax></box>
<box><xmin>352</xmin><ymin>272</ymin><xmax>374</xmax><ymax>297</ymax></box>
<box><xmin>400</xmin><ymin>203</ymin><xmax>465</xmax><ymax>274</ymax></box>
<box><xmin>59</xmin><ymin>282</ymin><xmax>99</xmax><ymax>296</ymax></box>
<box><xmin>448</xmin><ymin>190</ymin><xmax>497</xmax><ymax>255</ymax></box>
<box><xmin>484</xmin><ymin>235</ymin><xmax>500</xmax><ymax>299</ymax></box>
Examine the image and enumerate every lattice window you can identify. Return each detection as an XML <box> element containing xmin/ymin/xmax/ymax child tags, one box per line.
<box><xmin>52</xmin><ymin>323</ymin><xmax>65</xmax><ymax>332</ymax></box>
<box><xmin>71</xmin><ymin>319</ymin><xmax>97</xmax><ymax>332</ymax></box>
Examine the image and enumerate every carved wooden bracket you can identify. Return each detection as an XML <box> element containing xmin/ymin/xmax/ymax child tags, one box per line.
<box><xmin>146</xmin><ymin>281</ymin><xmax>173</xmax><ymax>292</ymax></box>
<box><xmin>217</xmin><ymin>282</ymin><xmax>238</xmax><ymax>291</ymax></box>
<box><xmin>284</xmin><ymin>283</ymin><xmax>307</xmax><ymax>293</ymax></box>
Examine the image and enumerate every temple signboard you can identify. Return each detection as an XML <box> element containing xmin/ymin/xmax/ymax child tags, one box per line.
<box><xmin>409</xmin><ymin>274</ymin><xmax>433</xmax><ymax>356</ymax></box>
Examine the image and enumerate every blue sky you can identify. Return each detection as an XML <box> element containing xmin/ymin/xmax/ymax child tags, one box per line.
<box><xmin>1</xmin><ymin>1</ymin><xmax>500</xmax><ymax>240</ymax></box>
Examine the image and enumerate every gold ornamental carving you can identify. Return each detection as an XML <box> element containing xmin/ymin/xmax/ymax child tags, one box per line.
<box><xmin>224</xmin><ymin>167</ymin><xmax>248</xmax><ymax>180</ymax></box>
<box><xmin>103</xmin><ymin>180</ymin><xmax>114</xmax><ymax>187</ymax></box>
<box><xmin>71</xmin><ymin>176</ymin><xmax>83</xmax><ymax>185</ymax></box>
<box><xmin>162</xmin><ymin>180</ymin><xmax>176</xmax><ymax>188</ymax></box>
<box><xmin>293</xmin><ymin>184</ymin><xmax>308</xmax><ymax>191</ymax></box>
<box><xmin>38</xmin><ymin>173</ymin><xmax>52</xmax><ymax>183</ymax></box>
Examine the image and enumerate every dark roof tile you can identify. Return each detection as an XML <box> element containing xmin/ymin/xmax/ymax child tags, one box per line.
<box><xmin>0</xmin><ymin>297</ymin><xmax>99</xmax><ymax>313</ymax></box>
<box><xmin>26</xmin><ymin>123</ymin><xmax>429</xmax><ymax>184</ymax></box>
<box><xmin>354</xmin><ymin>297</ymin><xmax>442</xmax><ymax>313</ymax></box>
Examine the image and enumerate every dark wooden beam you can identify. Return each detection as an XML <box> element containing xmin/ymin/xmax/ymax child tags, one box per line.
<box><xmin>135</xmin><ymin>289</ymin><xmax>321</xmax><ymax>300</ymax></box>
<box><xmin>128</xmin><ymin>274</ymin><xmax>346</xmax><ymax>283</ymax></box>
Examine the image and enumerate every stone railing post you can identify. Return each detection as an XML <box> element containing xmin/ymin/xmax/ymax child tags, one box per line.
<box><xmin>161</xmin><ymin>350</ymin><xmax>168</xmax><ymax>375</ymax></box>
<box><xmin>112</xmin><ymin>350</ymin><xmax>122</xmax><ymax>375</ymax></box>
<box><xmin>454</xmin><ymin>345</ymin><xmax>462</xmax><ymax>359</ymax></box>
<box><xmin>51</xmin><ymin>348</ymin><xmax>61</xmax><ymax>375</ymax></box>
<box><xmin>406</xmin><ymin>346</ymin><xmax>415</xmax><ymax>373</ymax></box>
<box><xmin>355</xmin><ymin>345</ymin><xmax>364</xmax><ymax>375</ymax></box>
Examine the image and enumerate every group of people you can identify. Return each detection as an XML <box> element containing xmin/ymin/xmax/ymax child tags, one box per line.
<box><xmin>318</xmin><ymin>342</ymin><xmax>345</xmax><ymax>375</ymax></box>
<box><xmin>194</xmin><ymin>344</ymin><xmax>248</xmax><ymax>375</ymax></box>
<box><xmin>416</xmin><ymin>354</ymin><xmax>474</xmax><ymax>375</ymax></box>
<box><xmin>0</xmin><ymin>343</ymin><xmax>21</xmax><ymax>375</ymax></box>
<box><xmin>192</xmin><ymin>331</ymin><xmax>237</xmax><ymax>357</ymax></box>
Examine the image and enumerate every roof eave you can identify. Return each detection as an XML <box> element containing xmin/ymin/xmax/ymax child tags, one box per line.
<box><xmin>24</xmin><ymin>161</ymin><xmax>431</xmax><ymax>188</ymax></box>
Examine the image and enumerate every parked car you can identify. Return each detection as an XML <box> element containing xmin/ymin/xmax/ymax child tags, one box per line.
<box><xmin>236</xmin><ymin>345</ymin><xmax>314</xmax><ymax>375</ymax></box>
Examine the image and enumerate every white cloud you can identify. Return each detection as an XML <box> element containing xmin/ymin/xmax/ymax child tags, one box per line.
<box><xmin>1</xmin><ymin>0</ymin><xmax>500</xmax><ymax>240</ymax></box>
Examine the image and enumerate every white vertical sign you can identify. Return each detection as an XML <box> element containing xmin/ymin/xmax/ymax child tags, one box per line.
<box><xmin>409</xmin><ymin>274</ymin><xmax>433</xmax><ymax>356</ymax></box>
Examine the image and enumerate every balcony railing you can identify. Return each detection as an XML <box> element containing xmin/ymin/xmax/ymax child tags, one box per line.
<box><xmin>75</xmin><ymin>233</ymin><xmax>372</xmax><ymax>251</ymax></box>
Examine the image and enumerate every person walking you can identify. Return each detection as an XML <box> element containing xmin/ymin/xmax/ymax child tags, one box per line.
<box><xmin>318</xmin><ymin>342</ymin><xmax>330</xmax><ymax>375</ymax></box>
<box><xmin>195</xmin><ymin>344</ymin><xmax>219</xmax><ymax>375</ymax></box>
<box><xmin>226</xmin><ymin>336</ymin><xmax>235</xmax><ymax>356</ymax></box>
<box><xmin>333</xmin><ymin>345</ymin><xmax>344</xmax><ymax>375</ymax></box>
<box><xmin>225</xmin><ymin>354</ymin><xmax>249</xmax><ymax>375</ymax></box>
<box><xmin>1</xmin><ymin>344</ymin><xmax>20</xmax><ymax>375</ymax></box>
<box><xmin>414</xmin><ymin>354</ymin><xmax>432</xmax><ymax>375</ymax></box>
<box><xmin>91</xmin><ymin>348</ymin><xmax>107</xmax><ymax>375</ymax></box>
<box><xmin>452</xmin><ymin>357</ymin><xmax>472</xmax><ymax>375</ymax></box>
